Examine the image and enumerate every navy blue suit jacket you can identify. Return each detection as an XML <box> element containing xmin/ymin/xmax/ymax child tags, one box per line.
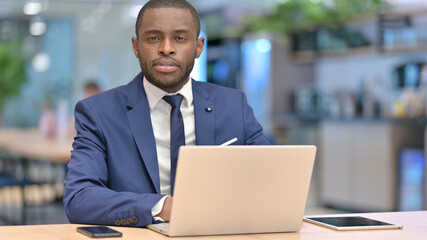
<box><xmin>64</xmin><ymin>72</ymin><xmax>269</xmax><ymax>227</ymax></box>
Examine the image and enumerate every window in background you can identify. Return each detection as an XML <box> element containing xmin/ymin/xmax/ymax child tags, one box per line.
<box><xmin>206</xmin><ymin>38</ymin><xmax>241</xmax><ymax>88</ymax></box>
<box><xmin>241</xmin><ymin>37</ymin><xmax>272</xmax><ymax>132</ymax></box>
<box><xmin>3</xmin><ymin>19</ymin><xmax>74</xmax><ymax>128</ymax></box>
<box><xmin>190</xmin><ymin>31</ymin><xmax>207</xmax><ymax>82</ymax></box>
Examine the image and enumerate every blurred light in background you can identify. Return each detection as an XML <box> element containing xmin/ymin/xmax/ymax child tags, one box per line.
<box><xmin>30</xmin><ymin>18</ymin><xmax>46</xmax><ymax>36</ymax></box>
<box><xmin>23</xmin><ymin>1</ymin><xmax>42</xmax><ymax>15</ymax></box>
<box><xmin>32</xmin><ymin>52</ymin><xmax>51</xmax><ymax>73</ymax></box>
<box><xmin>255</xmin><ymin>38</ymin><xmax>272</xmax><ymax>54</ymax></box>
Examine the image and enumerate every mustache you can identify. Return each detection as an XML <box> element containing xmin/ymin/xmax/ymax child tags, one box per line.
<box><xmin>152</xmin><ymin>57</ymin><xmax>180</xmax><ymax>66</ymax></box>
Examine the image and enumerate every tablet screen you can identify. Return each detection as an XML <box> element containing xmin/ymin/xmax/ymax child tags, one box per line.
<box><xmin>303</xmin><ymin>216</ymin><xmax>403</xmax><ymax>230</ymax></box>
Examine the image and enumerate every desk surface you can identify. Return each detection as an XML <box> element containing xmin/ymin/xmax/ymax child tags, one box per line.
<box><xmin>0</xmin><ymin>128</ymin><xmax>73</xmax><ymax>163</ymax></box>
<box><xmin>0</xmin><ymin>211</ymin><xmax>425</xmax><ymax>240</ymax></box>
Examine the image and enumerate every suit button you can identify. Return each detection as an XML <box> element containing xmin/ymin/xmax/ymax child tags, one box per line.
<box><xmin>126</xmin><ymin>218</ymin><xmax>133</xmax><ymax>225</ymax></box>
<box><xmin>115</xmin><ymin>220</ymin><xmax>121</xmax><ymax>226</ymax></box>
<box><xmin>121</xmin><ymin>219</ymin><xmax>126</xmax><ymax>225</ymax></box>
<box><xmin>132</xmin><ymin>217</ymin><xmax>138</xmax><ymax>224</ymax></box>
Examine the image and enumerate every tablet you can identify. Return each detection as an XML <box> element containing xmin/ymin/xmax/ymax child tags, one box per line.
<box><xmin>303</xmin><ymin>216</ymin><xmax>403</xmax><ymax>231</ymax></box>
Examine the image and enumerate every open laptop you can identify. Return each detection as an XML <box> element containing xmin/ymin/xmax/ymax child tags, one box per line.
<box><xmin>147</xmin><ymin>145</ymin><xmax>316</xmax><ymax>237</ymax></box>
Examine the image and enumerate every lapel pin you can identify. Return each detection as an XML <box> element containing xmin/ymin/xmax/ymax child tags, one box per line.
<box><xmin>205</xmin><ymin>107</ymin><xmax>212</xmax><ymax>112</ymax></box>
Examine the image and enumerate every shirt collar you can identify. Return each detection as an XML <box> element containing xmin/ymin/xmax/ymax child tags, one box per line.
<box><xmin>143</xmin><ymin>76</ymin><xmax>193</xmax><ymax>111</ymax></box>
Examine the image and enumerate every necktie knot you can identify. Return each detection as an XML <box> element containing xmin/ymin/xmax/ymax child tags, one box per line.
<box><xmin>163</xmin><ymin>94</ymin><xmax>183</xmax><ymax>109</ymax></box>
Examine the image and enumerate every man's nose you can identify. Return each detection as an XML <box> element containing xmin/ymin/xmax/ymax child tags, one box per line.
<box><xmin>158</xmin><ymin>38</ymin><xmax>176</xmax><ymax>56</ymax></box>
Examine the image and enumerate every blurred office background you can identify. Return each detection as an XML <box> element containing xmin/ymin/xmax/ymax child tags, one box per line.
<box><xmin>0</xmin><ymin>0</ymin><xmax>427</xmax><ymax>225</ymax></box>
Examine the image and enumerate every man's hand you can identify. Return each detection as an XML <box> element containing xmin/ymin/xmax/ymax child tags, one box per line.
<box><xmin>155</xmin><ymin>196</ymin><xmax>173</xmax><ymax>221</ymax></box>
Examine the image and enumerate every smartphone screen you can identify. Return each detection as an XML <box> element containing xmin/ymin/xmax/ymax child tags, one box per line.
<box><xmin>77</xmin><ymin>226</ymin><xmax>122</xmax><ymax>238</ymax></box>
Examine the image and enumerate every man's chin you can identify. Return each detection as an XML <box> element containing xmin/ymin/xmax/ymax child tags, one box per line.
<box><xmin>147</xmin><ymin>77</ymin><xmax>189</xmax><ymax>92</ymax></box>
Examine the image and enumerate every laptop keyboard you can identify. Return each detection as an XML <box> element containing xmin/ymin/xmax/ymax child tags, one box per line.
<box><xmin>154</xmin><ymin>222</ymin><xmax>170</xmax><ymax>233</ymax></box>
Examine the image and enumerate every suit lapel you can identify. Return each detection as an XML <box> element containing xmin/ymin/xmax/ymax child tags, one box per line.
<box><xmin>126</xmin><ymin>73</ymin><xmax>161</xmax><ymax>194</ymax></box>
<box><xmin>124</xmin><ymin>77</ymin><xmax>214</xmax><ymax>194</ymax></box>
<box><xmin>193</xmin><ymin>80</ymin><xmax>215</xmax><ymax>145</ymax></box>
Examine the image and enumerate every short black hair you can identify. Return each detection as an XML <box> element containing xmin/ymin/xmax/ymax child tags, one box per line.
<box><xmin>135</xmin><ymin>0</ymin><xmax>201</xmax><ymax>39</ymax></box>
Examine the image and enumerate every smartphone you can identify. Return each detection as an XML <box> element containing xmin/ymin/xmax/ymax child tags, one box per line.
<box><xmin>77</xmin><ymin>226</ymin><xmax>122</xmax><ymax>238</ymax></box>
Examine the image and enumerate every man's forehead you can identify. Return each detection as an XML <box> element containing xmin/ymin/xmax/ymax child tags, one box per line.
<box><xmin>139</xmin><ymin>8</ymin><xmax>196</xmax><ymax>32</ymax></box>
<box><xmin>142</xmin><ymin>7</ymin><xmax>193</xmax><ymax>22</ymax></box>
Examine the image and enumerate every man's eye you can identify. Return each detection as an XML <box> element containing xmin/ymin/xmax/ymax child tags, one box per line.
<box><xmin>149</xmin><ymin>36</ymin><xmax>160</xmax><ymax>41</ymax></box>
<box><xmin>176</xmin><ymin>36</ymin><xmax>186</xmax><ymax>41</ymax></box>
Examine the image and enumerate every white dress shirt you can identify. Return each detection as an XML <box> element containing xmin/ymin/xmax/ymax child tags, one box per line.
<box><xmin>143</xmin><ymin>77</ymin><xmax>196</xmax><ymax>220</ymax></box>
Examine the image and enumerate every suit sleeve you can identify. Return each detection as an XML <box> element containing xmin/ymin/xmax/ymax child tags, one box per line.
<box><xmin>241</xmin><ymin>93</ymin><xmax>270</xmax><ymax>145</ymax></box>
<box><xmin>63</xmin><ymin>100</ymin><xmax>164</xmax><ymax>227</ymax></box>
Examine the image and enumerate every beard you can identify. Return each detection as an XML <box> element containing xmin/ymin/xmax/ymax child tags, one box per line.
<box><xmin>139</xmin><ymin>55</ymin><xmax>196</xmax><ymax>92</ymax></box>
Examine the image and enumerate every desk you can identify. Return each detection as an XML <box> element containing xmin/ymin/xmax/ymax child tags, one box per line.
<box><xmin>0</xmin><ymin>211</ymin><xmax>425</xmax><ymax>240</ymax></box>
<box><xmin>0</xmin><ymin>128</ymin><xmax>73</xmax><ymax>163</ymax></box>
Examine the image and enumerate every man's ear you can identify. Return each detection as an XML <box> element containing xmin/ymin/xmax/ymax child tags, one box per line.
<box><xmin>195</xmin><ymin>36</ymin><xmax>205</xmax><ymax>58</ymax></box>
<box><xmin>131</xmin><ymin>37</ymin><xmax>139</xmax><ymax>58</ymax></box>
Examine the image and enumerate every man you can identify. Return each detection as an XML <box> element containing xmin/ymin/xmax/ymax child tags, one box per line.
<box><xmin>64</xmin><ymin>0</ymin><xmax>269</xmax><ymax>227</ymax></box>
<box><xmin>83</xmin><ymin>81</ymin><xmax>102</xmax><ymax>98</ymax></box>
